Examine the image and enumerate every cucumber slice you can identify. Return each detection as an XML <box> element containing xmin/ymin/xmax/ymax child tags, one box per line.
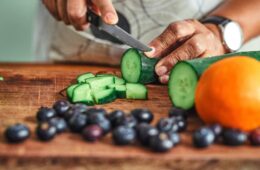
<box><xmin>96</xmin><ymin>74</ymin><xmax>114</xmax><ymax>77</ymax></box>
<box><xmin>108</xmin><ymin>84</ymin><xmax>126</xmax><ymax>98</ymax></box>
<box><xmin>85</xmin><ymin>76</ymin><xmax>115</xmax><ymax>89</ymax></box>
<box><xmin>168</xmin><ymin>62</ymin><xmax>198</xmax><ymax>110</ymax></box>
<box><xmin>0</xmin><ymin>76</ymin><xmax>4</xmax><ymax>81</ymax></box>
<box><xmin>126</xmin><ymin>83</ymin><xmax>147</xmax><ymax>100</ymax></box>
<box><xmin>77</xmin><ymin>72</ymin><xmax>95</xmax><ymax>83</ymax></box>
<box><xmin>72</xmin><ymin>84</ymin><xmax>94</xmax><ymax>105</ymax></box>
<box><xmin>169</xmin><ymin>51</ymin><xmax>260</xmax><ymax>110</ymax></box>
<box><xmin>66</xmin><ymin>84</ymin><xmax>79</xmax><ymax>100</ymax></box>
<box><xmin>121</xmin><ymin>48</ymin><xmax>159</xmax><ymax>84</ymax></box>
<box><xmin>93</xmin><ymin>88</ymin><xmax>117</xmax><ymax>104</ymax></box>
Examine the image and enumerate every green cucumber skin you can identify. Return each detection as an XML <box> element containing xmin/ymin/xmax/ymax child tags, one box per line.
<box><xmin>183</xmin><ymin>51</ymin><xmax>260</xmax><ymax>76</ymax></box>
<box><xmin>94</xmin><ymin>89</ymin><xmax>117</xmax><ymax>104</ymax></box>
<box><xmin>138</xmin><ymin>51</ymin><xmax>159</xmax><ymax>84</ymax></box>
<box><xmin>121</xmin><ymin>48</ymin><xmax>159</xmax><ymax>84</ymax></box>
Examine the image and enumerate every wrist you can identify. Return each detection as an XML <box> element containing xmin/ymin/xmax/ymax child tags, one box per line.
<box><xmin>204</xmin><ymin>23</ymin><xmax>228</xmax><ymax>54</ymax></box>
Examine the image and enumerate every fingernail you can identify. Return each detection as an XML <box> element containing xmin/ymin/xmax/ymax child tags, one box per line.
<box><xmin>105</xmin><ymin>12</ymin><xmax>118</xmax><ymax>24</ymax></box>
<box><xmin>144</xmin><ymin>47</ymin><xmax>155</xmax><ymax>58</ymax></box>
<box><xmin>159</xmin><ymin>75</ymin><xmax>169</xmax><ymax>84</ymax></box>
<box><xmin>156</xmin><ymin>66</ymin><xmax>168</xmax><ymax>76</ymax></box>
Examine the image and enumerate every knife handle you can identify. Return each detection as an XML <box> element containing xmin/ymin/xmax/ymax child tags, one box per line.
<box><xmin>87</xmin><ymin>9</ymin><xmax>100</xmax><ymax>27</ymax></box>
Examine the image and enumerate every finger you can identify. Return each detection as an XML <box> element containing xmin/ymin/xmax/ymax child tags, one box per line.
<box><xmin>155</xmin><ymin>34</ymin><xmax>206</xmax><ymax>76</ymax></box>
<box><xmin>92</xmin><ymin>0</ymin><xmax>118</xmax><ymax>24</ymax></box>
<box><xmin>145</xmin><ymin>21</ymin><xmax>196</xmax><ymax>58</ymax></box>
<box><xmin>57</xmin><ymin>0</ymin><xmax>70</xmax><ymax>25</ymax></box>
<box><xmin>159</xmin><ymin>75</ymin><xmax>169</xmax><ymax>84</ymax></box>
<box><xmin>67</xmin><ymin>0</ymin><xmax>88</xmax><ymax>30</ymax></box>
<box><xmin>43</xmin><ymin>0</ymin><xmax>60</xmax><ymax>20</ymax></box>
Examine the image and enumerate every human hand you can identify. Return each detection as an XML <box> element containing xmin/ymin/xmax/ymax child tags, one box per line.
<box><xmin>42</xmin><ymin>0</ymin><xmax>118</xmax><ymax>30</ymax></box>
<box><xmin>145</xmin><ymin>19</ymin><xmax>226</xmax><ymax>84</ymax></box>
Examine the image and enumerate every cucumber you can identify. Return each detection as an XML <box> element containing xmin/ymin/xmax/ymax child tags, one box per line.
<box><xmin>126</xmin><ymin>83</ymin><xmax>147</xmax><ymax>100</ymax></box>
<box><xmin>85</xmin><ymin>76</ymin><xmax>115</xmax><ymax>89</ymax></box>
<box><xmin>72</xmin><ymin>84</ymin><xmax>94</xmax><ymax>105</ymax></box>
<box><xmin>96</xmin><ymin>74</ymin><xmax>126</xmax><ymax>85</ymax></box>
<box><xmin>168</xmin><ymin>51</ymin><xmax>260</xmax><ymax>110</ymax></box>
<box><xmin>66</xmin><ymin>84</ymin><xmax>79</xmax><ymax>100</ymax></box>
<box><xmin>0</xmin><ymin>76</ymin><xmax>3</xmax><ymax>81</ymax></box>
<box><xmin>108</xmin><ymin>84</ymin><xmax>126</xmax><ymax>98</ymax></box>
<box><xmin>93</xmin><ymin>88</ymin><xmax>117</xmax><ymax>104</ymax></box>
<box><xmin>121</xmin><ymin>48</ymin><xmax>159</xmax><ymax>84</ymax></box>
<box><xmin>77</xmin><ymin>72</ymin><xmax>95</xmax><ymax>83</ymax></box>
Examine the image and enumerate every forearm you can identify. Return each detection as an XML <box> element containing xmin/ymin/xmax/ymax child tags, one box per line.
<box><xmin>209</xmin><ymin>0</ymin><xmax>260</xmax><ymax>42</ymax></box>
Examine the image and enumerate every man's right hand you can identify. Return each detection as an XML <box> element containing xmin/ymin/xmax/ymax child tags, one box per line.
<box><xmin>42</xmin><ymin>0</ymin><xmax>118</xmax><ymax>31</ymax></box>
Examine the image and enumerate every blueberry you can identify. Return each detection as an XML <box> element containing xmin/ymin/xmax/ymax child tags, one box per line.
<box><xmin>4</xmin><ymin>124</ymin><xmax>30</xmax><ymax>143</ymax></box>
<box><xmin>136</xmin><ymin>123</ymin><xmax>159</xmax><ymax>146</ymax></box>
<box><xmin>149</xmin><ymin>132</ymin><xmax>173</xmax><ymax>152</ymax></box>
<box><xmin>68</xmin><ymin>114</ymin><xmax>87</xmax><ymax>133</ymax></box>
<box><xmin>209</xmin><ymin>124</ymin><xmax>223</xmax><ymax>137</ymax></box>
<box><xmin>112</xmin><ymin>126</ymin><xmax>136</xmax><ymax>145</ymax></box>
<box><xmin>53</xmin><ymin>100</ymin><xmax>71</xmax><ymax>117</ymax></box>
<box><xmin>176</xmin><ymin>119</ymin><xmax>187</xmax><ymax>132</ymax></box>
<box><xmin>36</xmin><ymin>122</ymin><xmax>57</xmax><ymax>141</ymax></box>
<box><xmin>167</xmin><ymin>131</ymin><xmax>181</xmax><ymax>146</ymax></box>
<box><xmin>107</xmin><ymin>110</ymin><xmax>125</xmax><ymax>128</ymax></box>
<box><xmin>131</xmin><ymin>109</ymin><xmax>154</xmax><ymax>124</ymax></box>
<box><xmin>49</xmin><ymin>118</ymin><xmax>67</xmax><ymax>133</ymax></box>
<box><xmin>168</xmin><ymin>107</ymin><xmax>188</xmax><ymax>119</ymax></box>
<box><xmin>222</xmin><ymin>128</ymin><xmax>247</xmax><ymax>146</ymax></box>
<box><xmin>117</xmin><ymin>115</ymin><xmax>137</xmax><ymax>129</ymax></box>
<box><xmin>64</xmin><ymin>107</ymin><xmax>81</xmax><ymax>121</ymax></box>
<box><xmin>85</xmin><ymin>108</ymin><xmax>107</xmax><ymax>117</ymax></box>
<box><xmin>82</xmin><ymin>125</ymin><xmax>103</xmax><ymax>142</ymax></box>
<box><xmin>249</xmin><ymin>128</ymin><xmax>260</xmax><ymax>146</ymax></box>
<box><xmin>156</xmin><ymin>118</ymin><xmax>174</xmax><ymax>132</ymax></box>
<box><xmin>193</xmin><ymin>127</ymin><xmax>215</xmax><ymax>148</ymax></box>
<box><xmin>87</xmin><ymin>111</ymin><xmax>106</xmax><ymax>125</ymax></box>
<box><xmin>73</xmin><ymin>103</ymin><xmax>88</xmax><ymax>113</ymax></box>
<box><xmin>36</xmin><ymin>107</ymin><xmax>57</xmax><ymax>122</ymax></box>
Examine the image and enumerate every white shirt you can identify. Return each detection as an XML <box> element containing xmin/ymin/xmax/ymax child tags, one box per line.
<box><xmin>34</xmin><ymin>0</ymin><xmax>260</xmax><ymax>65</ymax></box>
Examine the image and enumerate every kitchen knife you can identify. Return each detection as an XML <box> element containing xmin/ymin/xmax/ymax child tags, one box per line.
<box><xmin>87</xmin><ymin>10</ymin><xmax>152</xmax><ymax>52</ymax></box>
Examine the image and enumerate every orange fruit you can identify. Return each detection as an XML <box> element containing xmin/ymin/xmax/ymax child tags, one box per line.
<box><xmin>195</xmin><ymin>56</ymin><xmax>260</xmax><ymax>131</ymax></box>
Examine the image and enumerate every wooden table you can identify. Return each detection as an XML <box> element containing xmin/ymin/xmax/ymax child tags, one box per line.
<box><xmin>0</xmin><ymin>63</ymin><xmax>260</xmax><ymax>170</ymax></box>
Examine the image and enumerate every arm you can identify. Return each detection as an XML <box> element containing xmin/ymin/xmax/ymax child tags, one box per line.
<box><xmin>145</xmin><ymin>0</ymin><xmax>260</xmax><ymax>83</ymax></box>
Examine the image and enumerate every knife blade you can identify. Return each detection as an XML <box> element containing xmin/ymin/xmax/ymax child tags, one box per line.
<box><xmin>87</xmin><ymin>10</ymin><xmax>152</xmax><ymax>52</ymax></box>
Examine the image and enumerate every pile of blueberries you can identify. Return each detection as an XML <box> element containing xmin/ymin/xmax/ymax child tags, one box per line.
<box><xmin>4</xmin><ymin>100</ymin><xmax>260</xmax><ymax>152</ymax></box>
<box><xmin>4</xmin><ymin>100</ymin><xmax>188</xmax><ymax>152</ymax></box>
<box><xmin>193</xmin><ymin>124</ymin><xmax>260</xmax><ymax>148</ymax></box>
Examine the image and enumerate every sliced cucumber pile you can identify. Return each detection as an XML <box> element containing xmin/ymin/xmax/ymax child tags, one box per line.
<box><xmin>121</xmin><ymin>48</ymin><xmax>159</xmax><ymax>84</ymax></box>
<box><xmin>168</xmin><ymin>51</ymin><xmax>260</xmax><ymax>110</ymax></box>
<box><xmin>66</xmin><ymin>72</ymin><xmax>147</xmax><ymax>105</ymax></box>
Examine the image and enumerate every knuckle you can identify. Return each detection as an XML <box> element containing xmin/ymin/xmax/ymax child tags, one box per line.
<box><xmin>68</xmin><ymin>9</ymin><xmax>85</xmax><ymax>21</ymax></box>
<box><xmin>188</xmin><ymin>38</ymin><xmax>205</xmax><ymax>55</ymax></box>
<box><xmin>168</xmin><ymin>23</ymin><xmax>186</xmax><ymax>39</ymax></box>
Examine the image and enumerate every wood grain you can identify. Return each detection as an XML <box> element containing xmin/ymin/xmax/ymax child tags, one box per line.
<box><xmin>0</xmin><ymin>63</ymin><xmax>260</xmax><ymax>170</ymax></box>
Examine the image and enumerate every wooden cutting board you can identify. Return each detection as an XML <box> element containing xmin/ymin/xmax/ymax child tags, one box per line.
<box><xmin>0</xmin><ymin>63</ymin><xmax>260</xmax><ymax>170</ymax></box>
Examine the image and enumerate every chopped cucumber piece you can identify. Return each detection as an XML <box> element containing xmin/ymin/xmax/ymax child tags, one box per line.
<box><xmin>96</xmin><ymin>74</ymin><xmax>114</xmax><ymax>77</ymax></box>
<box><xmin>121</xmin><ymin>48</ymin><xmax>159</xmax><ymax>84</ymax></box>
<box><xmin>115</xmin><ymin>77</ymin><xmax>126</xmax><ymax>85</ymax></box>
<box><xmin>93</xmin><ymin>88</ymin><xmax>117</xmax><ymax>104</ymax></box>
<box><xmin>126</xmin><ymin>83</ymin><xmax>147</xmax><ymax>100</ymax></box>
<box><xmin>108</xmin><ymin>84</ymin><xmax>126</xmax><ymax>98</ymax></box>
<box><xmin>77</xmin><ymin>72</ymin><xmax>95</xmax><ymax>83</ymax></box>
<box><xmin>85</xmin><ymin>76</ymin><xmax>115</xmax><ymax>90</ymax></box>
<box><xmin>66</xmin><ymin>84</ymin><xmax>79</xmax><ymax>100</ymax></box>
<box><xmin>72</xmin><ymin>84</ymin><xmax>94</xmax><ymax>105</ymax></box>
<box><xmin>0</xmin><ymin>76</ymin><xmax>4</xmax><ymax>81</ymax></box>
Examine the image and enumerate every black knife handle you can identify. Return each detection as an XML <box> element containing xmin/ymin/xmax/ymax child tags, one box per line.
<box><xmin>87</xmin><ymin>9</ymin><xmax>100</xmax><ymax>27</ymax></box>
